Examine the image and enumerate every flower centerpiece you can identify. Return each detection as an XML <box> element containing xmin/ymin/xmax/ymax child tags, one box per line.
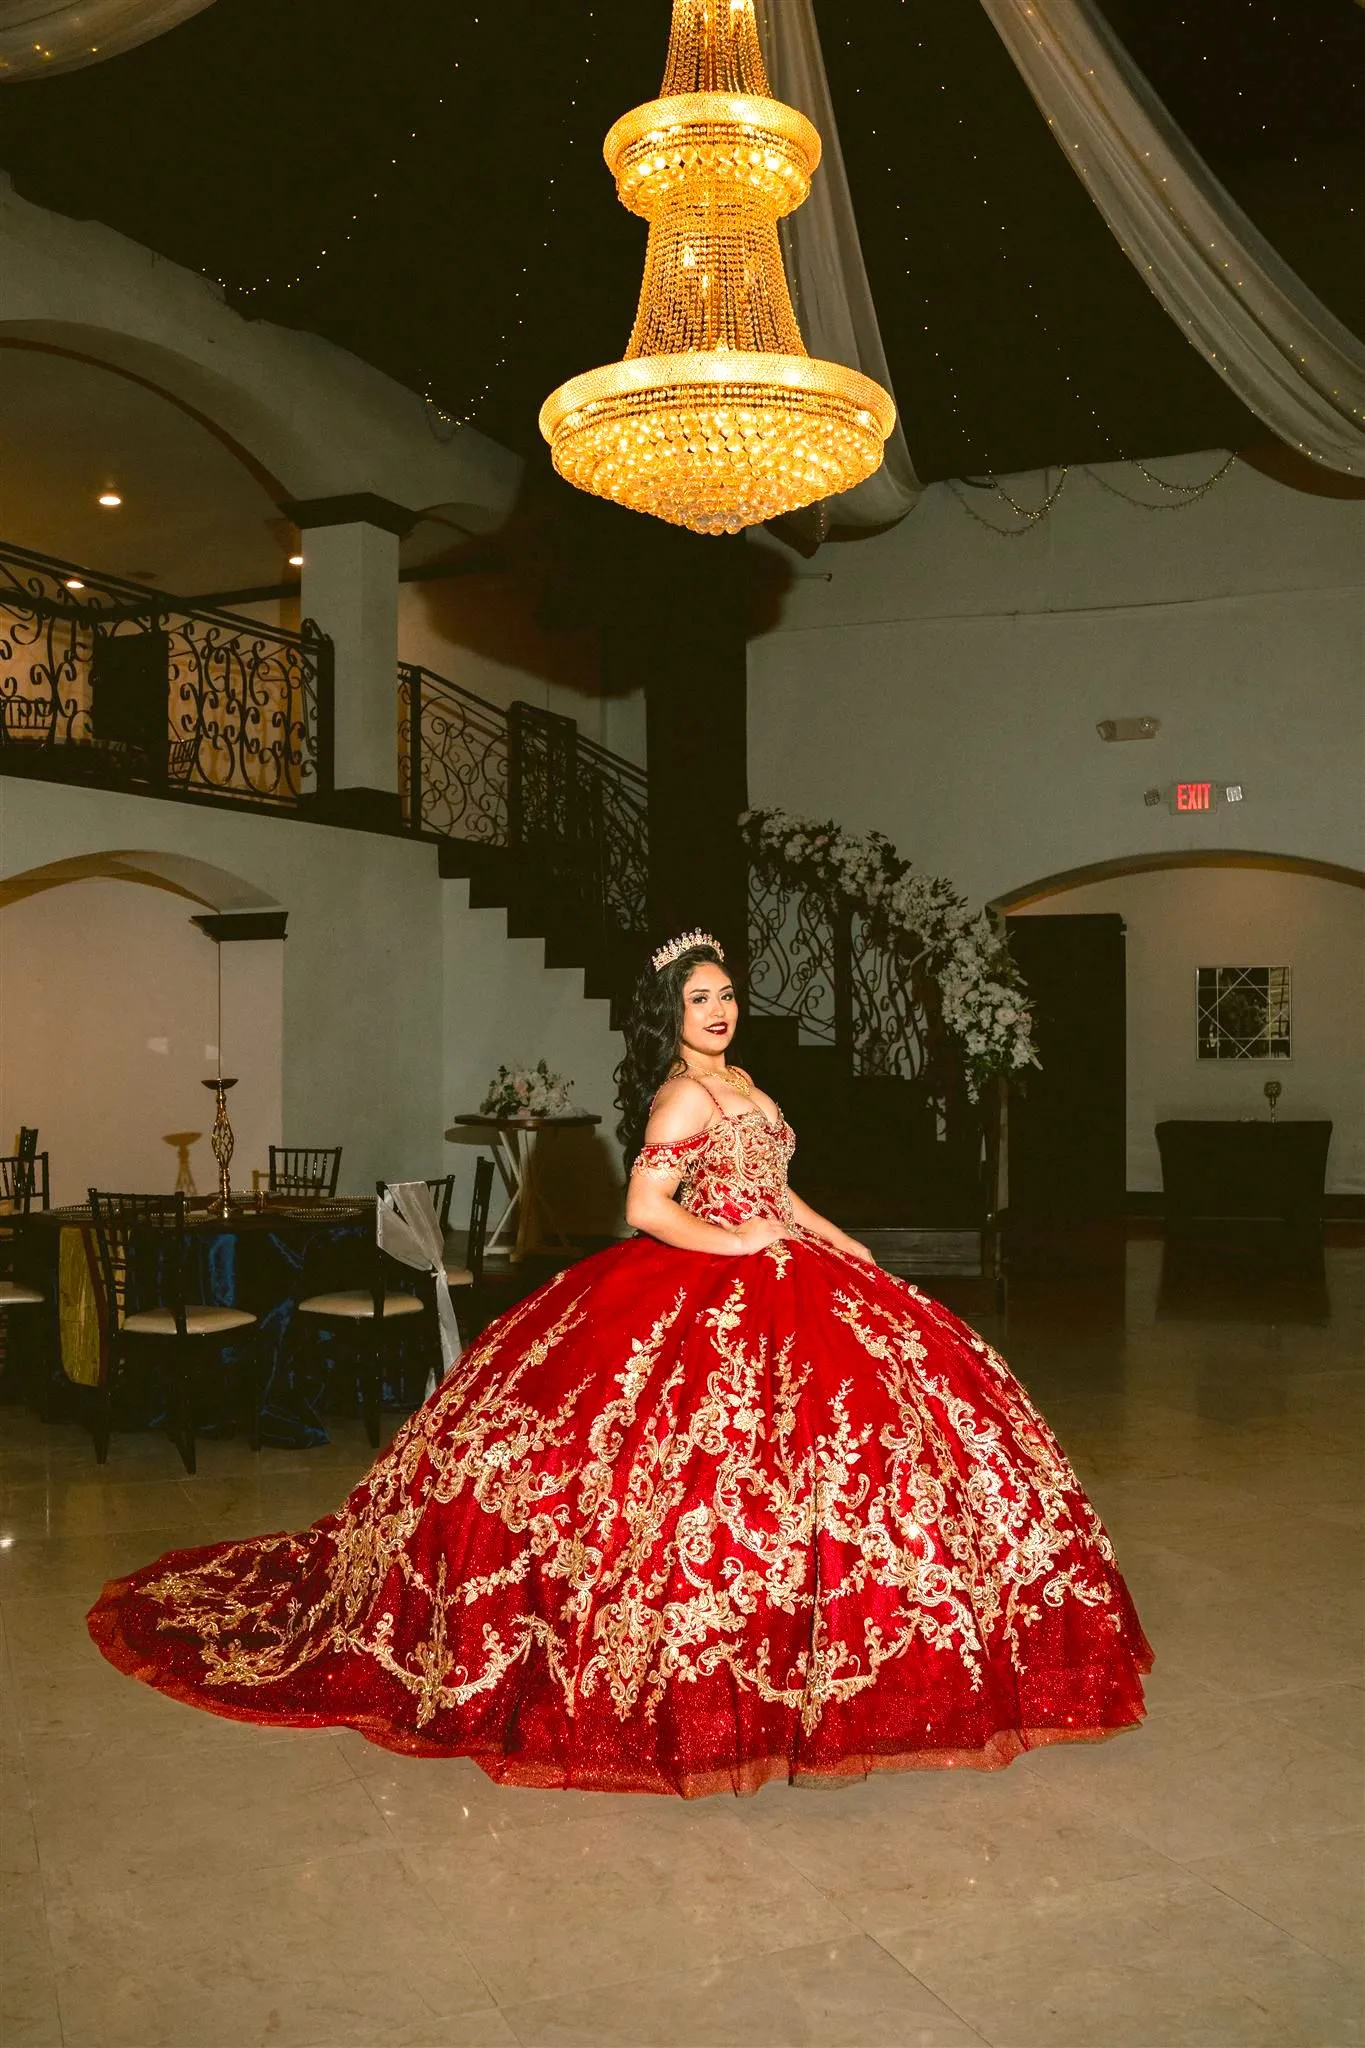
<box><xmin>480</xmin><ymin>1060</ymin><xmax>575</xmax><ymax>1120</ymax></box>
<box><xmin>740</xmin><ymin>806</ymin><xmax>1039</xmax><ymax>1098</ymax></box>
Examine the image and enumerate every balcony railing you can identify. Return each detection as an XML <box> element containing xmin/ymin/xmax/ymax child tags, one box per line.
<box><xmin>398</xmin><ymin>664</ymin><xmax>510</xmax><ymax>846</ymax></box>
<box><xmin>0</xmin><ymin>542</ymin><xmax>332</xmax><ymax>809</ymax></box>
<box><xmin>400</xmin><ymin>664</ymin><xmax>649</xmax><ymax>966</ymax></box>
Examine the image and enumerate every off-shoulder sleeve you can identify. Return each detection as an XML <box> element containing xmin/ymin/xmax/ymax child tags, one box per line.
<box><xmin>630</xmin><ymin>1130</ymin><xmax>709</xmax><ymax>1183</ymax></box>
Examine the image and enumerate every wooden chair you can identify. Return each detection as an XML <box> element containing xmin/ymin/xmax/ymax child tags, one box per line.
<box><xmin>0</xmin><ymin>1153</ymin><xmax>46</xmax><ymax>1296</ymax></box>
<box><xmin>87</xmin><ymin>1190</ymin><xmax>261</xmax><ymax>1471</ymax></box>
<box><xmin>268</xmin><ymin>1146</ymin><xmax>343</xmax><ymax>1199</ymax></box>
<box><xmin>444</xmin><ymin>1157</ymin><xmax>496</xmax><ymax>1343</ymax></box>
<box><xmin>296</xmin><ymin>1200</ymin><xmax>423</xmax><ymax>1447</ymax></box>
<box><xmin>425</xmin><ymin>1174</ymin><xmax>456</xmax><ymax>1237</ymax></box>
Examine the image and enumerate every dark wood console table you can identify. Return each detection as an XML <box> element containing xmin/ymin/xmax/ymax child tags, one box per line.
<box><xmin>1155</xmin><ymin>1120</ymin><xmax>1332</xmax><ymax>1223</ymax></box>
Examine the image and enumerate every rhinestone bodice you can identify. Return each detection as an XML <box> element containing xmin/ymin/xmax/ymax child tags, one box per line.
<box><xmin>631</xmin><ymin>1109</ymin><xmax>797</xmax><ymax>1227</ymax></box>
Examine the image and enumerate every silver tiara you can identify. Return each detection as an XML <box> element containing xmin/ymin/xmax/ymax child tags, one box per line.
<box><xmin>651</xmin><ymin>929</ymin><xmax>724</xmax><ymax>974</ymax></box>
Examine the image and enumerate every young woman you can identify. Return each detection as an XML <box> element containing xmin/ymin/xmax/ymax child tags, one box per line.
<box><xmin>89</xmin><ymin>932</ymin><xmax>1151</xmax><ymax>1796</ymax></box>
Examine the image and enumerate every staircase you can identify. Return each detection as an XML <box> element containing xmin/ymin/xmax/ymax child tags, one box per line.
<box><xmin>402</xmin><ymin>666</ymin><xmax>648</xmax><ymax>1025</ymax></box>
<box><xmin>403</xmin><ymin>662</ymin><xmax>992</xmax><ymax>1238</ymax></box>
<box><xmin>738</xmin><ymin>1015</ymin><xmax>986</xmax><ymax>1228</ymax></box>
<box><xmin>738</xmin><ymin>864</ymin><xmax>993</xmax><ymax>1233</ymax></box>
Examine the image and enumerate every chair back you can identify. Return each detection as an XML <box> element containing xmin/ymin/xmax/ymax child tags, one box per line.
<box><xmin>370</xmin><ymin>1182</ymin><xmax>430</xmax><ymax>1316</ymax></box>
<box><xmin>269</xmin><ymin>1146</ymin><xmax>343</xmax><ymax>1198</ymax></box>
<box><xmin>24</xmin><ymin>1153</ymin><xmax>49</xmax><ymax>1211</ymax></box>
<box><xmin>466</xmin><ymin>1156</ymin><xmax>496</xmax><ymax>1287</ymax></box>
<box><xmin>425</xmin><ymin>1174</ymin><xmax>456</xmax><ymax>1235</ymax></box>
<box><xmin>2</xmin><ymin>1138</ymin><xmax>46</xmax><ymax>1215</ymax></box>
<box><xmin>88</xmin><ymin>1191</ymin><xmax>188</xmax><ymax>1336</ymax></box>
<box><xmin>0</xmin><ymin>1156</ymin><xmax>28</xmax><ymax>1215</ymax></box>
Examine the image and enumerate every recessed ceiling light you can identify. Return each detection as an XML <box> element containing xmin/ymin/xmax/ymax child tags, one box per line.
<box><xmin>64</xmin><ymin>577</ymin><xmax>85</xmax><ymax>591</ymax></box>
<box><xmin>288</xmin><ymin>553</ymin><xmax>304</xmax><ymax>567</ymax></box>
<box><xmin>97</xmin><ymin>490</ymin><xmax>122</xmax><ymax>508</ymax></box>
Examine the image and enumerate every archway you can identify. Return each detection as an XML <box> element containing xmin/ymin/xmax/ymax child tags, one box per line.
<box><xmin>992</xmin><ymin>847</ymin><xmax>1365</xmax><ymax>914</ymax></box>
<box><xmin>0</xmin><ymin>852</ymin><xmax>284</xmax><ymax>1203</ymax></box>
<box><xmin>996</xmin><ymin>849</ymin><xmax>1365</xmax><ymax>1202</ymax></box>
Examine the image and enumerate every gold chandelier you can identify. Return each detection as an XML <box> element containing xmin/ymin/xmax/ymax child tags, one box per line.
<box><xmin>539</xmin><ymin>0</ymin><xmax>896</xmax><ymax>536</ymax></box>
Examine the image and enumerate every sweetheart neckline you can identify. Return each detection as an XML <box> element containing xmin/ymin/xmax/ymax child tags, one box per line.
<box><xmin>708</xmin><ymin>1106</ymin><xmax>786</xmax><ymax>1136</ymax></box>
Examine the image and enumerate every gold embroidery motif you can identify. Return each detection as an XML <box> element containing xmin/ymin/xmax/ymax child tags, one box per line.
<box><xmin>134</xmin><ymin>1106</ymin><xmax>1128</xmax><ymax>1742</ymax></box>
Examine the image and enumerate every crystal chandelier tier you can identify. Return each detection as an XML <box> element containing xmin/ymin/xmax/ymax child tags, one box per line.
<box><xmin>539</xmin><ymin>0</ymin><xmax>896</xmax><ymax>536</ymax></box>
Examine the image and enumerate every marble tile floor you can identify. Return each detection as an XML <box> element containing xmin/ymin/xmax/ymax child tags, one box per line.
<box><xmin>0</xmin><ymin>1233</ymin><xmax>1361</xmax><ymax>2048</ymax></box>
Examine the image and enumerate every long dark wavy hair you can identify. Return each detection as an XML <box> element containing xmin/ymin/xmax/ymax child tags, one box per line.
<box><xmin>615</xmin><ymin>941</ymin><xmax>730</xmax><ymax>1172</ymax></box>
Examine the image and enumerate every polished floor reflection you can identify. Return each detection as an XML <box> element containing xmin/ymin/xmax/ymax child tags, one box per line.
<box><xmin>2</xmin><ymin>1232</ymin><xmax>1361</xmax><ymax>2048</ymax></box>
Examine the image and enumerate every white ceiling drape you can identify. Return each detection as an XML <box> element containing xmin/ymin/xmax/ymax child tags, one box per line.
<box><xmin>0</xmin><ymin>0</ymin><xmax>213</xmax><ymax>80</ymax></box>
<box><xmin>755</xmin><ymin>0</ymin><xmax>922</xmax><ymax>529</ymax></box>
<box><xmin>980</xmin><ymin>0</ymin><xmax>1365</xmax><ymax>477</ymax></box>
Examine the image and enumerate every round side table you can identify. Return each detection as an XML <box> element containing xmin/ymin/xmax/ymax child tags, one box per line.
<box><xmin>446</xmin><ymin>1113</ymin><xmax>602</xmax><ymax>1261</ymax></box>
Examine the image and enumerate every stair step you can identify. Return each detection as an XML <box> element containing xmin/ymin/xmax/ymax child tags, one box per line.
<box><xmin>854</xmin><ymin>1228</ymin><xmax>985</xmax><ymax>1278</ymax></box>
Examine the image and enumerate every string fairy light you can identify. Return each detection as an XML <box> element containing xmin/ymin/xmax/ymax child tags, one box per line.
<box><xmin>206</xmin><ymin>73</ymin><xmax>460</xmax><ymax>302</ymax></box>
<box><xmin>424</xmin><ymin>8</ymin><xmax>602</xmax><ymax>437</ymax></box>
<box><xmin>861</xmin><ymin>0</ymin><xmax>1248</xmax><ymax>529</ymax></box>
<box><xmin>200</xmin><ymin>12</ymin><xmax>601</xmax><ymax>439</ymax></box>
<box><xmin>860</xmin><ymin>3</ymin><xmax>1122</xmax><ymax>476</ymax></box>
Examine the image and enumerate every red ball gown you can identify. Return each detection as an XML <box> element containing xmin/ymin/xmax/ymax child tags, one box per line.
<box><xmin>88</xmin><ymin>1106</ymin><xmax>1152</xmax><ymax>1797</ymax></box>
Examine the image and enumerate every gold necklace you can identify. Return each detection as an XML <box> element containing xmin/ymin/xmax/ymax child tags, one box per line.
<box><xmin>684</xmin><ymin>1063</ymin><xmax>752</xmax><ymax>1097</ymax></box>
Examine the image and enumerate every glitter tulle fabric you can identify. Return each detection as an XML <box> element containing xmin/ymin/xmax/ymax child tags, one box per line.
<box><xmin>88</xmin><ymin>1109</ymin><xmax>1152</xmax><ymax>1797</ymax></box>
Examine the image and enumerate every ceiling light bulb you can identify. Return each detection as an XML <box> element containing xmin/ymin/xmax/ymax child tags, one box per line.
<box><xmin>97</xmin><ymin>490</ymin><xmax>122</xmax><ymax>508</ymax></box>
<box><xmin>288</xmin><ymin>553</ymin><xmax>304</xmax><ymax>567</ymax></box>
<box><xmin>64</xmin><ymin>577</ymin><xmax>85</xmax><ymax>591</ymax></box>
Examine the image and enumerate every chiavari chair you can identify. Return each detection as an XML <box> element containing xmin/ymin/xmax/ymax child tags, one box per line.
<box><xmin>87</xmin><ymin>1190</ymin><xmax>262</xmax><ymax>1471</ymax></box>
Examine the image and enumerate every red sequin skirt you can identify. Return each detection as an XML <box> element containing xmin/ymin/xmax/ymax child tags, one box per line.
<box><xmin>88</xmin><ymin>1235</ymin><xmax>1152</xmax><ymax>1796</ymax></box>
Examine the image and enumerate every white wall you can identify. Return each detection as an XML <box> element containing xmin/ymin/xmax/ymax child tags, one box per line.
<box><xmin>0</xmin><ymin>779</ymin><xmax>445</xmax><ymax>1196</ymax></box>
<box><xmin>749</xmin><ymin>456</ymin><xmax>1365</xmax><ymax>905</ymax></box>
<box><xmin>0</xmin><ymin>880</ymin><xmax>282</xmax><ymax>1207</ymax></box>
<box><xmin>441</xmin><ymin>881</ymin><xmax>626</xmax><ymax>1238</ymax></box>
<box><xmin>0</xmin><ymin>180</ymin><xmax>520</xmax><ymax>517</ymax></box>
<box><xmin>398</xmin><ymin>581</ymin><xmax>647</xmax><ymax>766</ymax></box>
<box><xmin>1012</xmin><ymin>868</ymin><xmax>1365</xmax><ymax>1195</ymax></box>
<box><xmin>0</xmin><ymin>779</ymin><xmax>629</xmax><ymax>1231</ymax></box>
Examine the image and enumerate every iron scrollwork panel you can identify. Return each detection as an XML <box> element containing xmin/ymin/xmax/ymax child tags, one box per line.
<box><xmin>748</xmin><ymin>868</ymin><xmax>838</xmax><ymax>1043</ymax></box>
<box><xmin>402</xmin><ymin>666</ymin><xmax>510</xmax><ymax>844</ymax></box>
<box><xmin>0</xmin><ymin>542</ymin><xmax>326</xmax><ymax>806</ymax></box>
<box><xmin>748</xmin><ymin>863</ymin><xmax>938</xmax><ymax>1085</ymax></box>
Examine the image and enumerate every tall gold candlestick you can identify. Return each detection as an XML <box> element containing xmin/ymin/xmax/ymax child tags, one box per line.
<box><xmin>202</xmin><ymin>1077</ymin><xmax>238</xmax><ymax>1218</ymax></box>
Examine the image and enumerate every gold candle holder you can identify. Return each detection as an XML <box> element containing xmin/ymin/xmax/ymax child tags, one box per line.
<box><xmin>202</xmin><ymin>1077</ymin><xmax>238</xmax><ymax>1217</ymax></box>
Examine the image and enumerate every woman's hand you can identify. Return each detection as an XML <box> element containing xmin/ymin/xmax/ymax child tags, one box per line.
<box><xmin>725</xmin><ymin>1217</ymin><xmax>790</xmax><ymax>1256</ymax></box>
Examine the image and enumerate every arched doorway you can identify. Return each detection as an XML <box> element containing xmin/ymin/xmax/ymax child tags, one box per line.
<box><xmin>994</xmin><ymin>851</ymin><xmax>1365</xmax><ymax>1207</ymax></box>
<box><xmin>0</xmin><ymin>852</ymin><xmax>285</xmax><ymax>1205</ymax></box>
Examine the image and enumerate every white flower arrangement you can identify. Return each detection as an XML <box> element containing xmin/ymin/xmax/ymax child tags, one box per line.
<box><xmin>740</xmin><ymin>806</ymin><xmax>1040</xmax><ymax>1098</ymax></box>
<box><xmin>480</xmin><ymin>1060</ymin><xmax>575</xmax><ymax>1119</ymax></box>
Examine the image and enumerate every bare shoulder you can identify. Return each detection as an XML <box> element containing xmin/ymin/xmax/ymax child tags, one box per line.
<box><xmin>644</xmin><ymin>1075</ymin><xmax>715</xmax><ymax>1145</ymax></box>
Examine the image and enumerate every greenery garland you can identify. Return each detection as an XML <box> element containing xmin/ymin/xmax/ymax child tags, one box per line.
<box><xmin>740</xmin><ymin>806</ymin><xmax>1039</xmax><ymax>1099</ymax></box>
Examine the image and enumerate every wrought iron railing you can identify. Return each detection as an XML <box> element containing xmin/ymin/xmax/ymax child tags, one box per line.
<box><xmin>402</xmin><ymin>667</ymin><xmax>649</xmax><ymax>963</ymax></box>
<box><xmin>0</xmin><ymin>542</ymin><xmax>332</xmax><ymax>808</ymax></box>
<box><xmin>398</xmin><ymin>664</ymin><xmax>511</xmax><ymax>845</ymax></box>
<box><xmin>508</xmin><ymin>703</ymin><xmax>650</xmax><ymax>950</ymax></box>
<box><xmin>748</xmin><ymin>866</ymin><xmax>943</xmax><ymax>1089</ymax></box>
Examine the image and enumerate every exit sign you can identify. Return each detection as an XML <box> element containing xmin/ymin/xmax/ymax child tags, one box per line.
<box><xmin>1157</xmin><ymin>780</ymin><xmax>1246</xmax><ymax>814</ymax></box>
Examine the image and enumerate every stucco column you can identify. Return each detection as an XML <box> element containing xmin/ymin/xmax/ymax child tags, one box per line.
<box><xmin>285</xmin><ymin>493</ymin><xmax>415</xmax><ymax>828</ymax></box>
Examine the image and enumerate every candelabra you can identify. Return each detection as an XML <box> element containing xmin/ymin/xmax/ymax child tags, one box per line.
<box><xmin>202</xmin><ymin>1077</ymin><xmax>238</xmax><ymax>1217</ymax></box>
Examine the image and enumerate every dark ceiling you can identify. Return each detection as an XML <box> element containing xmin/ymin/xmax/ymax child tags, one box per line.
<box><xmin>2</xmin><ymin>0</ymin><xmax>1361</xmax><ymax>484</ymax></box>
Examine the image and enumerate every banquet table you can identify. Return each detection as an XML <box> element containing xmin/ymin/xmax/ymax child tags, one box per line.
<box><xmin>446</xmin><ymin>1113</ymin><xmax>602</xmax><ymax>1261</ymax></box>
<box><xmin>10</xmin><ymin>1199</ymin><xmax>433</xmax><ymax>1449</ymax></box>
